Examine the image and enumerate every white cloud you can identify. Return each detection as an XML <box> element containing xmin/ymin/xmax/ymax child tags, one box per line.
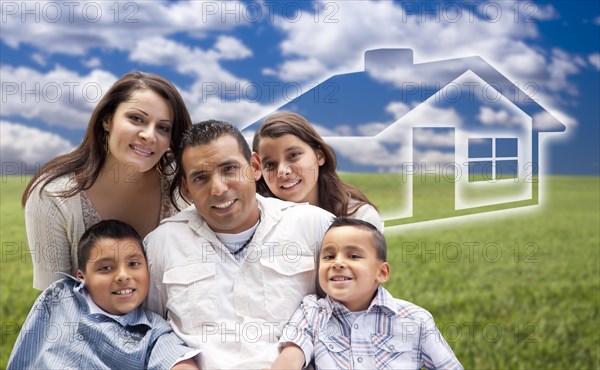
<box><xmin>533</xmin><ymin>4</ymin><xmax>559</xmax><ymax>21</ymax></box>
<box><xmin>213</xmin><ymin>35</ymin><xmax>253</xmax><ymax>60</ymax></box>
<box><xmin>328</xmin><ymin>137</ymin><xmax>405</xmax><ymax>168</ymax></box>
<box><xmin>31</xmin><ymin>53</ymin><xmax>47</xmax><ymax>66</ymax></box>
<box><xmin>0</xmin><ymin>65</ymin><xmax>117</xmax><ymax>128</ymax></box>
<box><xmin>0</xmin><ymin>1</ymin><xmax>251</xmax><ymax>56</ymax></box>
<box><xmin>413</xmin><ymin>129</ymin><xmax>455</xmax><ymax>148</ymax></box>
<box><xmin>477</xmin><ymin>107</ymin><xmax>522</xmax><ymax>126</ymax></box>
<box><xmin>269</xmin><ymin>0</ymin><xmax>581</xmax><ymax>107</ymax></box>
<box><xmin>83</xmin><ymin>57</ymin><xmax>102</xmax><ymax>68</ymax></box>
<box><xmin>594</xmin><ymin>15</ymin><xmax>600</xmax><ymax>25</ymax></box>
<box><xmin>130</xmin><ymin>36</ymin><xmax>250</xmax><ymax>86</ymax></box>
<box><xmin>1</xmin><ymin>120</ymin><xmax>73</xmax><ymax>167</ymax></box>
<box><xmin>588</xmin><ymin>53</ymin><xmax>600</xmax><ymax>70</ymax></box>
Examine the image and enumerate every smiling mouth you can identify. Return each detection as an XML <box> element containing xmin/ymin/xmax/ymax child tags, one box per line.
<box><xmin>213</xmin><ymin>199</ymin><xmax>235</xmax><ymax>209</ymax></box>
<box><xmin>113</xmin><ymin>288</ymin><xmax>135</xmax><ymax>295</ymax></box>
<box><xmin>330</xmin><ymin>276</ymin><xmax>352</xmax><ymax>281</ymax></box>
<box><xmin>281</xmin><ymin>179</ymin><xmax>300</xmax><ymax>189</ymax></box>
<box><xmin>130</xmin><ymin>145</ymin><xmax>154</xmax><ymax>156</ymax></box>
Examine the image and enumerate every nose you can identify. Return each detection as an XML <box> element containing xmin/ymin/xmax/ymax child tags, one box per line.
<box><xmin>115</xmin><ymin>266</ymin><xmax>131</xmax><ymax>282</ymax></box>
<box><xmin>138</xmin><ymin>124</ymin><xmax>157</xmax><ymax>143</ymax></box>
<box><xmin>277</xmin><ymin>163</ymin><xmax>291</xmax><ymax>178</ymax></box>
<box><xmin>210</xmin><ymin>176</ymin><xmax>228</xmax><ymax>196</ymax></box>
<box><xmin>332</xmin><ymin>258</ymin><xmax>345</xmax><ymax>269</ymax></box>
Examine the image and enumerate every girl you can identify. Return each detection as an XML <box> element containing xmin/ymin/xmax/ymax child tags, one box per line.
<box><xmin>252</xmin><ymin>112</ymin><xmax>383</xmax><ymax>231</ymax></box>
<box><xmin>22</xmin><ymin>72</ymin><xmax>192</xmax><ymax>290</ymax></box>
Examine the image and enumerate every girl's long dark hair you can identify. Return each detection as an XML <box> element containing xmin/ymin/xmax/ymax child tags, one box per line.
<box><xmin>252</xmin><ymin>112</ymin><xmax>377</xmax><ymax>217</ymax></box>
<box><xmin>21</xmin><ymin>71</ymin><xmax>192</xmax><ymax>207</ymax></box>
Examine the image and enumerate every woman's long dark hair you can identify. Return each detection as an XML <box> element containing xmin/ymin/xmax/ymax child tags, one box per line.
<box><xmin>21</xmin><ymin>71</ymin><xmax>192</xmax><ymax>207</ymax></box>
<box><xmin>252</xmin><ymin>112</ymin><xmax>377</xmax><ymax>217</ymax></box>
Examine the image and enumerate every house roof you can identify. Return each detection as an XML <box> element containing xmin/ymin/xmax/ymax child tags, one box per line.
<box><xmin>243</xmin><ymin>48</ymin><xmax>566</xmax><ymax>136</ymax></box>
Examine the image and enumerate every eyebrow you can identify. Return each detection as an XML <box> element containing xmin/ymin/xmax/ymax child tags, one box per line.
<box><xmin>125</xmin><ymin>252</ymin><xmax>145</xmax><ymax>260</ymax></box>
<box><xmin>260</xmin><ymin>146</ymin><xmax>305</xmax><ymax>162</ymax></box>
<box><xmin>91</xmin><ymin>257</ymin><xmax>116</xmax><ymax>266</ymax></box>
<box><xmin>188</xmin><ymin>160</ymin><xmax>240</xmax><ymax>178</ymax></box>
<box><xmin>321</xmin><ymin>245</ymin><xmax>337</xmax><ymax>255</ymax></box>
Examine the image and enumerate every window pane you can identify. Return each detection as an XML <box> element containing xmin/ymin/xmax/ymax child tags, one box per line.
<box><xmin>468</xmin><ymin>138</ymin><xmax>492</xmax><ymax>158</ymax></box>
<box><xmin>496</xmin><ymin>138</ymin><xmax>518</xmax><ymax>157</ymax></box>
<box><xmin>496</xmin><ymin>160</ymin><xmax>518</xmax><ymax>179</ymax></box>
<box><xmin>469</xmin><ymin>160</ymin><xmax>493</xmax><ymax>182</ymax></box>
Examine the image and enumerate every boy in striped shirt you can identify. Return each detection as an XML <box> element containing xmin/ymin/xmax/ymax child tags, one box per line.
<box><xmin>271</xmin><ymin>217</ymin><xmax>463</xmax><ymax>370</ymax></box>
<box><xmin>8</xmin><ymin>220</ymin><xmax>199</xmax><ymax>370</ymax></box>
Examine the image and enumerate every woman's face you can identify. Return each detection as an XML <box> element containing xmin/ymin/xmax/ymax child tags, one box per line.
<box><xmin>255</xmin><ymin>134</ymin><xmax>325</xmax><ymax>206</ymax></box>
<box><xmin>103</xmin><ymin>89</ymin><xmax>173</xmax><ymax>173</ymax></box>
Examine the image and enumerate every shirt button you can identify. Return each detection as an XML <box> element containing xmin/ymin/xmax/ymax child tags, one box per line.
<box><xmin>77</xmin><ymin>334</ymin><xmax>84</xmax><ymax>340</ymax></box>
<box><xmin>389</xmin><ymin>344</ymin><xmax>395</xmax><ymax>350</ymax></box>
<box><xmin>329</xmin><ymin>344</ymin><xmax>334</xmax><ymax>349</ymax></box>
<box><xmin>353</xmin><ymin>324</ymin><xmax>359</xmax><ymax>329</ymax></box>
<box><xmin>357</xmin><ymin>357</ymin><xmax>363</xmax><ymax>363</ymax></box>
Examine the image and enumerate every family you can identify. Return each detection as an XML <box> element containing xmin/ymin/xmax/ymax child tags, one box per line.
<box><xmin>9</xmin><ymin>72</ymin><xmax>462</xmax><ymax>369</ymax></box>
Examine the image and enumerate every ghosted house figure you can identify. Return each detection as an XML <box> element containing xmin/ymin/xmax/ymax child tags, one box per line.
<box><xmin>243</xmin><ymin>49</ymin><xmax>566</xmax><ymax>226</ymax></box>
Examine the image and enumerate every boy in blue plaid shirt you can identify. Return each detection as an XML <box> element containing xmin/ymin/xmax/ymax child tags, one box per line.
<box><xmin>271</xmin><ymin>217</ymin><xmax>463</xmax><ymax>370</ymax></box>
<box><xmin>8</xmin><ymin>220</ymin><xmax>200</xmax><ymax>370</ymax></box>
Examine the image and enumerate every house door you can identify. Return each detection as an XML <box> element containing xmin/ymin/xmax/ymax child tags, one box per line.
<box><xmin>412</xmin><ymin>127</ymin><xmax>456</xmax><ymax>221</ymax></box>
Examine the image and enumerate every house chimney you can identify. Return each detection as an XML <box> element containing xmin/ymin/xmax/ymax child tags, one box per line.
<box><xmin>364</xmin><ymin>49</ymin><xmax>414</xmax><ymax>71</ymax></box>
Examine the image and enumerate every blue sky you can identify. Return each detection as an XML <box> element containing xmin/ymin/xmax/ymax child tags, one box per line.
<box><xmin>1</xmin><ymin>0</ymin><xmax>598</xmax><ymax>175</ymax></box>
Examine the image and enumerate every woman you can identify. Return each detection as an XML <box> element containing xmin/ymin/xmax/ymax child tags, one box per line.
<box><xmin>22</xmin><ymin>71</ymin><xmax>192</xmax><ymax>290</ymax></box>
<box><xmin>252</xmin><ymin>111</ymin><xmax>383</xmax><ymax>231</ymax></box>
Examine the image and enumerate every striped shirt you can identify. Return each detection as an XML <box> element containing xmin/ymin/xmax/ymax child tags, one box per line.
<box><xmin>280</xmin><ymin>286</ymin><xmax>463</xmax><ymax>370</ymax></box>
<box><xmin>8</xmin><ymin>275</ymin><xmax>198</xmax><ymax>370</ymax></box>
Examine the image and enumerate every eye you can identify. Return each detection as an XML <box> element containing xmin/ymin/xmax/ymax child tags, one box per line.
<box><xmin>129</xmin><ymin>261</ymin><xmax>143</xmax><ymax>268</ymax></box>
<box><xmin>321</xmin><ymin>254</ymin><xmax>335</xmax><ymax>261</ymax></box>
<box><xmin>350</xmin><ymin>254</ymin><xmax>362</xmax><ymax>259</ymax></box>
<box><xmin>129</xmin><ymin>114</ymin><xmax>143</xmax><ymax>124</ymax></box>
<box><xmin>193</xmin><ymin>174</ymin><xmax>207</xmax><ymax>183</ymax></box>
<box><xmin>263</xmin><ymin>161</ymin><xmax>275</xmax><ymax>171</ymax></box>
<box><xmin>289</xmin><ymin>152</ymin><xmax>301</xmax><ymax>160</ymax></box>
<box><xmin>158</xmin><ymin>124</ymin><xmax>172</xmax><ymax>133</ymax></box>
<box><xmin>98</xmin><ymin>265</ymin><xmax>113</xmax><ymax>272</ymax></box>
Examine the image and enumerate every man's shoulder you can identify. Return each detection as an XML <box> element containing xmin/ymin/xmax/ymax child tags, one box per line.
<box><xmin>147</xmin><ymin>205</ymin><xmax>200</xmax><ymax>236</ymax></box>
<box><xmin>259</xmin><ymin>195</ymin><xmax>333</xmax><ymax>219</ymax></box>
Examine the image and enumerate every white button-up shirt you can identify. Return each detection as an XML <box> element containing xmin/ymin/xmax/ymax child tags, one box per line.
<box><xmin>144</xmin><ymin>195</ymin><xmax>333</xmax><ymax>369</ymax></box>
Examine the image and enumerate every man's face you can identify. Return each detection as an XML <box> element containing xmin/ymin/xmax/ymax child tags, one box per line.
<box><xmin>182</xmin><ymin>134</ymin><xmax>261</xmax><ymax>234</ymax></box>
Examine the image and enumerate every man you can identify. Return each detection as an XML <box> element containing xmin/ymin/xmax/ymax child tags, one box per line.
<box><xmin>144</xmin><ymin>120</ymin><xmax>333</xmax><ymax>369</ymax></box>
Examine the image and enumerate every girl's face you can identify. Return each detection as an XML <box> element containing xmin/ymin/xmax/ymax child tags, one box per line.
<box><xmin>103</xmin><ymin>89</ymin><xmax>173</xmax><ymax>173</ymax></box>
<box><xmin>254</xmin><ymin>134</ymin><xmax>325</xmax><ymax>206</ymax></box>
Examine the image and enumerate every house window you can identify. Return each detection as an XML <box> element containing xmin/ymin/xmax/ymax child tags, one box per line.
<box><xmin>468</xmin><ymin>138</ymin><xmax>518</xmax><ymax>182</ymax></box>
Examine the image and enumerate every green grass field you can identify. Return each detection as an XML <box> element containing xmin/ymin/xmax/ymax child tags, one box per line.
<box><xmin>1</xmin><ymin>174</ymin><xmax>599</xmax><ymax>369</ymax></box>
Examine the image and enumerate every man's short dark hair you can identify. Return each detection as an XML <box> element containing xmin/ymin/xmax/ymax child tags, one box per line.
<box><xmin>326</xmin><ymin>217</ymin><xmax>387</xmax><ymax>261</ymax></box>
<box><xmin>77</xmin><ymin>219</ymin><xmax>143</xmax><ymax>272</ymax></box>
<box><xmin>180</xmin><ymin>119</ymin><xmax>251</xmax><ymax>163</ymax></box>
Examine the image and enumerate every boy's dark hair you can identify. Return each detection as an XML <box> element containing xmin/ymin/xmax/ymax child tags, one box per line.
<box><xmin>326</xmin><ymin>217</ymin><xmax>387</xmax><ymax>261</ymax></box>
<box><xmin>171</xmin><ymin>119</ymin><xmax>252</xmax><ymax>209</ymax></box>
<box><xmin>77</xmin><ymin>219</ymin><xmax>143</xmax><ymax>272</ymax></box>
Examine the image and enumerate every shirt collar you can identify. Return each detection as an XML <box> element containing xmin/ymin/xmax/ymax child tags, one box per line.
<box><xmin>326</xmin><ymin>286</ymin><xmax>399</xmax><ymax>317</ymax></box>
<box><xmin>162</xmin><ymin>194</ymin><xmax>298</xmax><ymax>240</ymax></box>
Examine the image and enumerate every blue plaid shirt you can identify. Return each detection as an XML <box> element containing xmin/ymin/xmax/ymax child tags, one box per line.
<box><xmin>280</xmin><ymin>286</ymin><xmax>463</xmax><ymax>370</ymax></box>
<box><xmin>8</xmin><ymin>275</ymin><xmax>198</xmax><ymax>370</ymax></box>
